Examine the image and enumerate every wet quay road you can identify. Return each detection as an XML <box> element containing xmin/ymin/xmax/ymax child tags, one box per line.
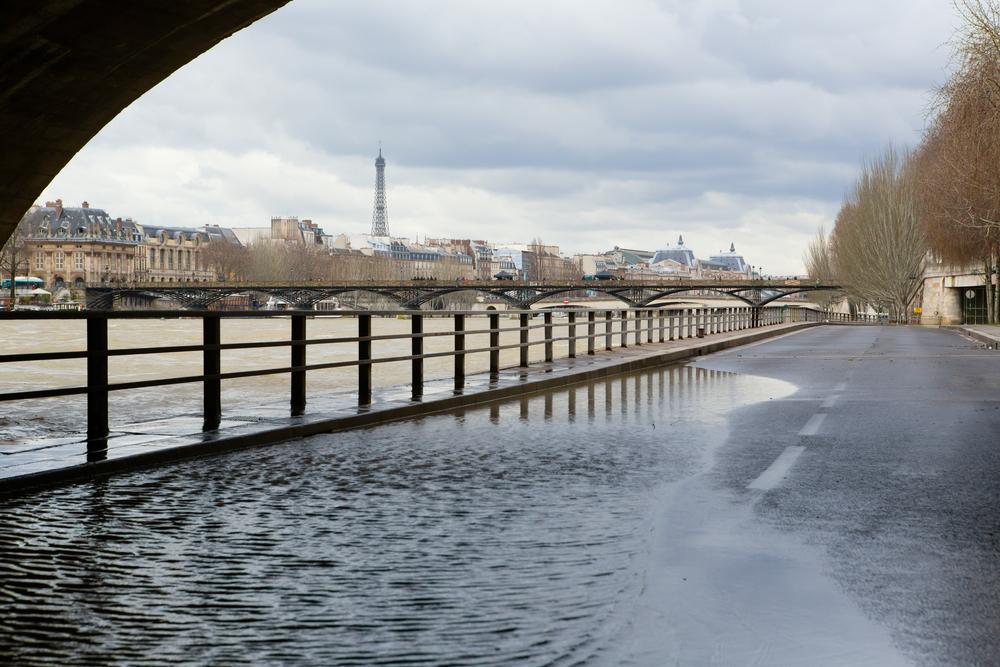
<box><xmin>0</xmin><ymin>325</ymin><xmax>996</xmax><ymax>665</ymax></box>
<box><xmin>692</xmin><ymin>325</ymin><xmax>1000</xmax><ymax>666</ymax></box>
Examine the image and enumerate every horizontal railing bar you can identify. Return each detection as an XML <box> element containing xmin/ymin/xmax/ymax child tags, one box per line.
<box><xmin>0</xmin><ymin>315</ymin><xmax>737</xmax><ymax>365</ymax></box>
<box><xmin>0</xmin><ymin>386</ymin><xmax>90</xmax><ymax>401</ymax></box>
<box><xmin>0</xmin><ymin>350</ymin><xmax>89</xmax><ymax>362</ymax></box>
<box><xmin>108</xmin><ymin>375</ymin><xmax>207</xmax><ymax>391</ymax></box>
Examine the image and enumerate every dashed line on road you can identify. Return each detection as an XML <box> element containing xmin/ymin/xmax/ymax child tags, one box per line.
<box><xmin>798</xmin><ymin>412</ymin><xmax>827</xmax><ymax>436</ymax></box>
<box><xmin>748</xmin><ymin>446</ymin><xmax>806</xmax><ymax>491</ymax></box>
<box><xmin>748</xmin><ymin>381</ymin><xmax>844</xmax><ymax>491</ymax></box>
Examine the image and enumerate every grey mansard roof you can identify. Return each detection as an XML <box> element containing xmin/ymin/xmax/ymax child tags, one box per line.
<box><xmin>20</xmin><ymin>204</ymin><xmax>243</xmax><ymax>247</ymax></box>
<box><xmin>21</xmin><ymin>205</ymin><xmax>142</xmax><ymax>243</ymax></box>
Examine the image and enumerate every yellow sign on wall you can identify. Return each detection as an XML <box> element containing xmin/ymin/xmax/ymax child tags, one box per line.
<box><xmin>913</xmin><ymin>307</ymin><xmax>923</xmax><ymax>314</ymax></box>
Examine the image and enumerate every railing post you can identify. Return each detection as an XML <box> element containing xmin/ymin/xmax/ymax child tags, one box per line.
<box><xmin>688</xmin><ymin>308</ymin><xmax>696</xmax><ymax>337</ymax></box>
<box><xmin>568</xmin><ymin>311</ymin><xmax>577</xmax><ymax>358</ymax></box>
<box><xmin>358</xmin><ymin>313</ymin><xmax>372</xmax><ymax>405</ymax></box>
<box><xmin>588</xmin><ymin>310</ymin><xmax>596</xmax><ymax>355</ymax></box>
<box><xmin>454</xmin><ymin>313</ymin><xmax>465</xmax><ymax>390</ymax></box>
<box><xmin>646</xmin><ymin>309</ymin><xmax>653</xmax><ymax>343</ymax></box>
<box><xmin>544</xmin><ymin>311</ymin><xmax>554</xmax><ymax>362</ymax></box>
<box><xmin>489</xmin><ymin>311</ymin><xmax>500</xmax><ymax>378</ymax></box>
<box><xmin>605</xmin><ymin>310</ymin><xmax>612</xmax><ymax>350</ymax></box>
<box><xmin>751</xmin><ymin>306</ymin><xmax>760</xmax><ymax>328</ymax></box>
<box><xmin>620</xmin><ymin>310</ymin><xmax>628</xmax><ymax>348</ymax></box>
<box><xmin>290</xmin><ymin>314</ymin><xmax>306</xmax><ymax>416</ymax></box>
<box><xmin>634</xmin><ymin>309</ymin><xmax>642</xmax><ymax>346</ymax></box>
<box><xmin>203</xmin><ymin>315</ymin><xmax>221</xmax><ymax>431</ymax></box>
<box><xmin>412</xmin><ymin>313</ymin><xmax>424</xmax><ymax>399</ymax></box>
<box><xmin>658</xmin><ymin>309</ymin><xmax>665</xmax><ymax>342</ymax></box>
<box><xmin>86</xmin><ymin>315</ymin><xmax>109</xmax><ymax>450</ymax></box>
<box><xmin>520</xmin><ymin>311</ymin><xmax>530</xmax><ymax>368</ymax></box>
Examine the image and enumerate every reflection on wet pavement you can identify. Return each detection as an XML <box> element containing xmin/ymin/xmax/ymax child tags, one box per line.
<box><xmin>0</xmin><ymin>366</ymin><xmax>795</xmax><ymax>665</ymax></box>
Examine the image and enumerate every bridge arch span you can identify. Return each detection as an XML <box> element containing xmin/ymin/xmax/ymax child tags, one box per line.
<box><xmin>1</xmin><ymin>1</ymin><xmax>292</xmax><ymax>247</ymax></box>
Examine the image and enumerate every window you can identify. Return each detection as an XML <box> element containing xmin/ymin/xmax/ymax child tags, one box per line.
<box><xmin>149</xmin><ymin>248</ymin><xmax>156</xmax><ymax>267</ymax></box>
<box><xmin>74</xmin><ymin>252</ymin><xmax>84</xmax><ymax>270</ymax></box>
<box><xmin>35</xmin><ymin>253</ymin><xmax>44</xmax><ymax>270</ymax></box>
<box><xmin>168</xmin><ymin>250</ymin><xmax>174</xmax><ymax>269</ymax></box>
<box><xmin>54</xmin><ymin>251</ymin><xmax>64</xmax><ymax>270</ymax></box>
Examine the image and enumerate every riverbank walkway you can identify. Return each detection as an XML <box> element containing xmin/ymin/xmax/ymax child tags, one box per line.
<box><xmin>0</xmin><ymin>321</ymin><xmax>821</xmax><ymax>495</ymax></box>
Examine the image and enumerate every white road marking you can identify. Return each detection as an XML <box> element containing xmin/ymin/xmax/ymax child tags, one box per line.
<box><xmin>748</xmin><ymin>446</ymin><xmax>806</xmax><ymax>490</ymax></box>
<box><xmin>834</xmin><ymin>381</ymin><xmax>848</xmax><ymax>392</ymax></box>
<box><xmin>798</xmin><ymin>413</ymin><xmax>827</xmax><ymax>436</ymax></box>
<box><xmin>820</xmin><ymin>394</ymin><xmax>838</xmax><ymax>409</ymax></box>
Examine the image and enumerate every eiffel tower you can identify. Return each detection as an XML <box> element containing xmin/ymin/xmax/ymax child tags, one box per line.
<box><xmin>370</xmin><ymin>144</ymin><xmax>389</xmax><ymax>237</ymax></box>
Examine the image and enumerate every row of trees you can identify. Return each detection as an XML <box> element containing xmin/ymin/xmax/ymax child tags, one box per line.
<box><xmin>807</xmin><ymin>0</ymin><xmax>1000</xmax><ymax>323</ymax></box>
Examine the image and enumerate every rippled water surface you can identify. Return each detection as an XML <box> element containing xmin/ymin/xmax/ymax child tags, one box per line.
<box><xmin>0</xmin><ymin>366</ymin><xmax>792</xmax><ymax>665</ymax></box>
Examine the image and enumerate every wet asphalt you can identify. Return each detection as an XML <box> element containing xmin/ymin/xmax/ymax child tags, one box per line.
<box><xmin>688</xmin><ymin>325</ymin><xmax>1000</xmax><ymax>666</ymax></box>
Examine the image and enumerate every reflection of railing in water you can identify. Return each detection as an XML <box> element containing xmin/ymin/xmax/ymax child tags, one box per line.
<box><xmin>0</xmin><ymin>306</ymin><xmax>868</xmax><ymax>458</ymax></box>
<box><xmin>480</xmin><ymin>365</ymin><xmax>739</xmax><ymax>425</ymax></box>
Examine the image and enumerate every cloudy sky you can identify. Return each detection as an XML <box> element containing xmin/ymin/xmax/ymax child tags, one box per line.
<box><xmin>41</xmin><ymin>0</ymin><xmax>958</xmax><ymax>274</ymax></box>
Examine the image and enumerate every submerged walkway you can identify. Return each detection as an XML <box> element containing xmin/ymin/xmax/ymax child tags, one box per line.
<box><xmin>0</xmin><ymin>321</ymin><xmax>817</xmax><ymax>495</ymax></box>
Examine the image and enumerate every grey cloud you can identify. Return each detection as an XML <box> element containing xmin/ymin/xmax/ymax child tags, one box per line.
<box><xmin>48</xmin><ymin>0</ymin><xmax>956</xmax><ymax>274</ymax></box>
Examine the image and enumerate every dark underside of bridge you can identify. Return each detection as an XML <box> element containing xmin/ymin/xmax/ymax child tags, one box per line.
<box><xmin>0</xmin><ymin>0</ymin><xmax>291</xmax><ymax>248</ymax></box>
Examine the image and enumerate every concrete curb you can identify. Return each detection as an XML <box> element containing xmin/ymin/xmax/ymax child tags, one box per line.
<box><xmin>947</xmin><ymin>326</ymin><xmax>1000</xmax><ymax>349</ymax></box>
<box><xmin>0</xmin><ymin>322</ymin><xmax>820</xmax><ymax>498</ymax></box>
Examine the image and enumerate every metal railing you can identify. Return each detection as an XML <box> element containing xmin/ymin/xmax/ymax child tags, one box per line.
<box><xmin>0</xmin><ymin>305</ymin><xmax>863</xmax><ymax>457</ymax></box>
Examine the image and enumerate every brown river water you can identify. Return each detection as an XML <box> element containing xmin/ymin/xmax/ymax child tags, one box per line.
<box><xmin>0</xmin><ymin>315</ymin><xmax>584</xmax><ymax>442</ymax></box>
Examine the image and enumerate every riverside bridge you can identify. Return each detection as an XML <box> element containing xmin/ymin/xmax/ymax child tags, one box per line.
<box><xmin>84</xmin><ymin>279</ymin><xmax>841</xmax><ymax>310</ymax></box>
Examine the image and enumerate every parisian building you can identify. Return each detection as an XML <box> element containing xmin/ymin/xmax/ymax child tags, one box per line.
<box><xmin>19</xmin><ymin>200</ymin><xmax>242</xmax><ymax>289</ymax></box>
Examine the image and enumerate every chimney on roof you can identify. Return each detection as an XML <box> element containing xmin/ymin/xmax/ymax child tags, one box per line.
<box><xmin>81</xmin><ymin>201</ymin><xmax>89</xmax><ymax>209</ymax></box>
<box><xmin>54</xmin><ymin>198</ymin><xmax>63</xmax><ymax>219</ymax></box>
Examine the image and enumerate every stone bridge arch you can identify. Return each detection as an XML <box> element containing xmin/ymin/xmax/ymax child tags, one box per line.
<box><xmin>1</xmin><ymin>1</ymin><xmax>292</xmax><ymax>247</ymax></box>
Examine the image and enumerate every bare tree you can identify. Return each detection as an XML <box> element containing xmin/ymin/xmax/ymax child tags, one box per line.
<box><xmin>831</xmin><ymin>147</ymin><xmax>926</xmax><ymax>321</ymax></box>
<box><xmin>916</xmin><ymin>0</ymin><xmax>1000</xmax><ymax>321</ymax></box>
<box><xmin>200</xmin><ymin>240</ymin><xmax>249</xmax><ymax>281</ymax></box>
<box><xmin>803</xmin><ymin>225</ymin><xmax>841</xmax><ymax>310</ymax></box>
<box><xmin>0</xmin><ymin>222</ymin><xmax>29</xmax><ymax>304</ymax></box>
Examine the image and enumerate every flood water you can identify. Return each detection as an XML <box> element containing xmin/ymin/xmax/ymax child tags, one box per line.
<box><xmin>0</xmin><ymin>365</ymin><xmax>794</xmax><ymax>665</ymax></box>
<box><xmin>0</xmin><ymin>316</ymin><xmax>586</xmax><ymax>442</ymax></box>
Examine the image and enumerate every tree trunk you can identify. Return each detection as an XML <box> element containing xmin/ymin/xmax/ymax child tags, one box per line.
<box><xmin>7</xmin><ymin>246</ymin><xmax>17</xmax><ymax>305</ymax></box>
<box><xmin>993</xmin><ymin>252</ymin><xmax>999</xmax><ymax>324</ymax></box>
<box><xmin>985</xmin><ymin>259</ymin><xmax>995</xmax><ymax>325</ymax></box>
